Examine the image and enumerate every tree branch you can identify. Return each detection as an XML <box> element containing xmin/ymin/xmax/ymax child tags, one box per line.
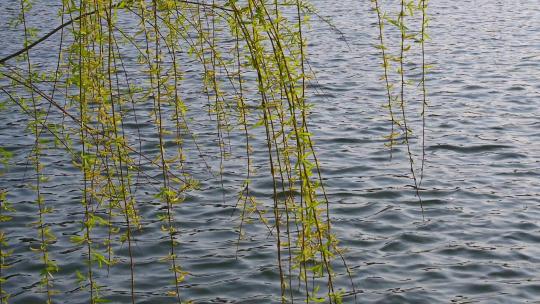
<box><xmin>0</xmin><ymin>0</ymin><xmax>232</xmax><ymax>65</ymax></box>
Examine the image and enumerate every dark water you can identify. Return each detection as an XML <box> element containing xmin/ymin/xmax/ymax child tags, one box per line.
<box><xmin>1</xmin><ymin>0</ymin><xmax>540</xmax><ymax>303</ymax></box>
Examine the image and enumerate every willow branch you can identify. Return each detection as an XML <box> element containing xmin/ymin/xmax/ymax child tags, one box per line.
<box><xmin>0</xmin><ymin>10</ymin><xmax>91</xmax><ymax>64</ymax></box>
<box><xmin>0</xmin><ymin>0</ymin><xmax>232</xmax><ymax>65</ymax></box>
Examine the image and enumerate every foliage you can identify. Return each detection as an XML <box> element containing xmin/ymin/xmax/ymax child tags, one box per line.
<box><xmin>371</xmin><ymin>0</ymin><xmax>429</xmax><ymax>215</ymax></box>
<box><xmin>0</xmin><ymin>0</ymin><xmax>429</xmax><ymax>302</ymax></box>
<box><xmin>0</xmin><ymin>0</ymin><xmax>370</xmax><ymax>302</ymax></box>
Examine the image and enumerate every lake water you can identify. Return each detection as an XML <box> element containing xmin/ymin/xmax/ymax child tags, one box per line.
<box><xmin>1</xmin><ymin>0</ymin><xmax>540</xmax><ymax>303</ymax></box>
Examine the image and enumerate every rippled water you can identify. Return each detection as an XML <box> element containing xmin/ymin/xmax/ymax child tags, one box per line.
<box><xmin>1</xmin><ymin>0</ymin><xmax>540</xmax><ymax>303</ymax></box>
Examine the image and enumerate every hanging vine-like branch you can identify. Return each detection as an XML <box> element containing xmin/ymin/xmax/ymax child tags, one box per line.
<box><xmin>0</xmin><ymin>0</ymin><xmax>359</xmax><ymax>303</ymax></box>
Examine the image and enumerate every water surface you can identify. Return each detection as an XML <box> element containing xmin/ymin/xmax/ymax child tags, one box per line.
<box><xmin>1</xmin><ymin>0</ymin><xmax>540</xmax><ymax>303</ymax></box>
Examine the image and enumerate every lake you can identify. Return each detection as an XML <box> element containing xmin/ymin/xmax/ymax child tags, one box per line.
<box><xmin>1</xmin><ymin>0</ymin><xmax>540</xmax><ymax>303</ymax></box>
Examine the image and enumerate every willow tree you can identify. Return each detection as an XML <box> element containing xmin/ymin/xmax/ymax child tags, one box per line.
<box><xmin>0</xmin><ymin>0</ymin><xmax>428</xmax><ymax>303</ymax></box>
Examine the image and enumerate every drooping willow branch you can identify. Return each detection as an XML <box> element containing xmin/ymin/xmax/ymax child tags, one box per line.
<box><xmin>370</xmin><ymin>0</ymin><xmax>428</xmax><ymax>220</ymax></box>
<box><xmin>0</xmin><ymin>0</ymin><xmax>355</xmax><ymax>302</ymax></box>
<box><xmin>419</xmin><ymin>0</ymin><xmax>429</xmax><ymax>185</ymax></box>
<box><xmin>398</xmin><ymin>0</ymin><xmax>425</xmax><ymax>219</ymax></box>
<box><xmin>0</xmin><ymin>69</ymin><xmax>190</xmax><ymax>187</ymax></box>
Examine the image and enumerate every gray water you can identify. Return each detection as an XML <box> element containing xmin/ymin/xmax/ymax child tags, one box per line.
<box><xmin>1</xmin><ymin>0</ymin><xmax>540</xmax><ymax>303</ymax></box>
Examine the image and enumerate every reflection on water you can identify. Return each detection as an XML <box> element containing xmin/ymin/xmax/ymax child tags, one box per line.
<box><xmin>1</xmin><ymin>0</ymin><xmax>540</xmax><ymax>303</ymax></box>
